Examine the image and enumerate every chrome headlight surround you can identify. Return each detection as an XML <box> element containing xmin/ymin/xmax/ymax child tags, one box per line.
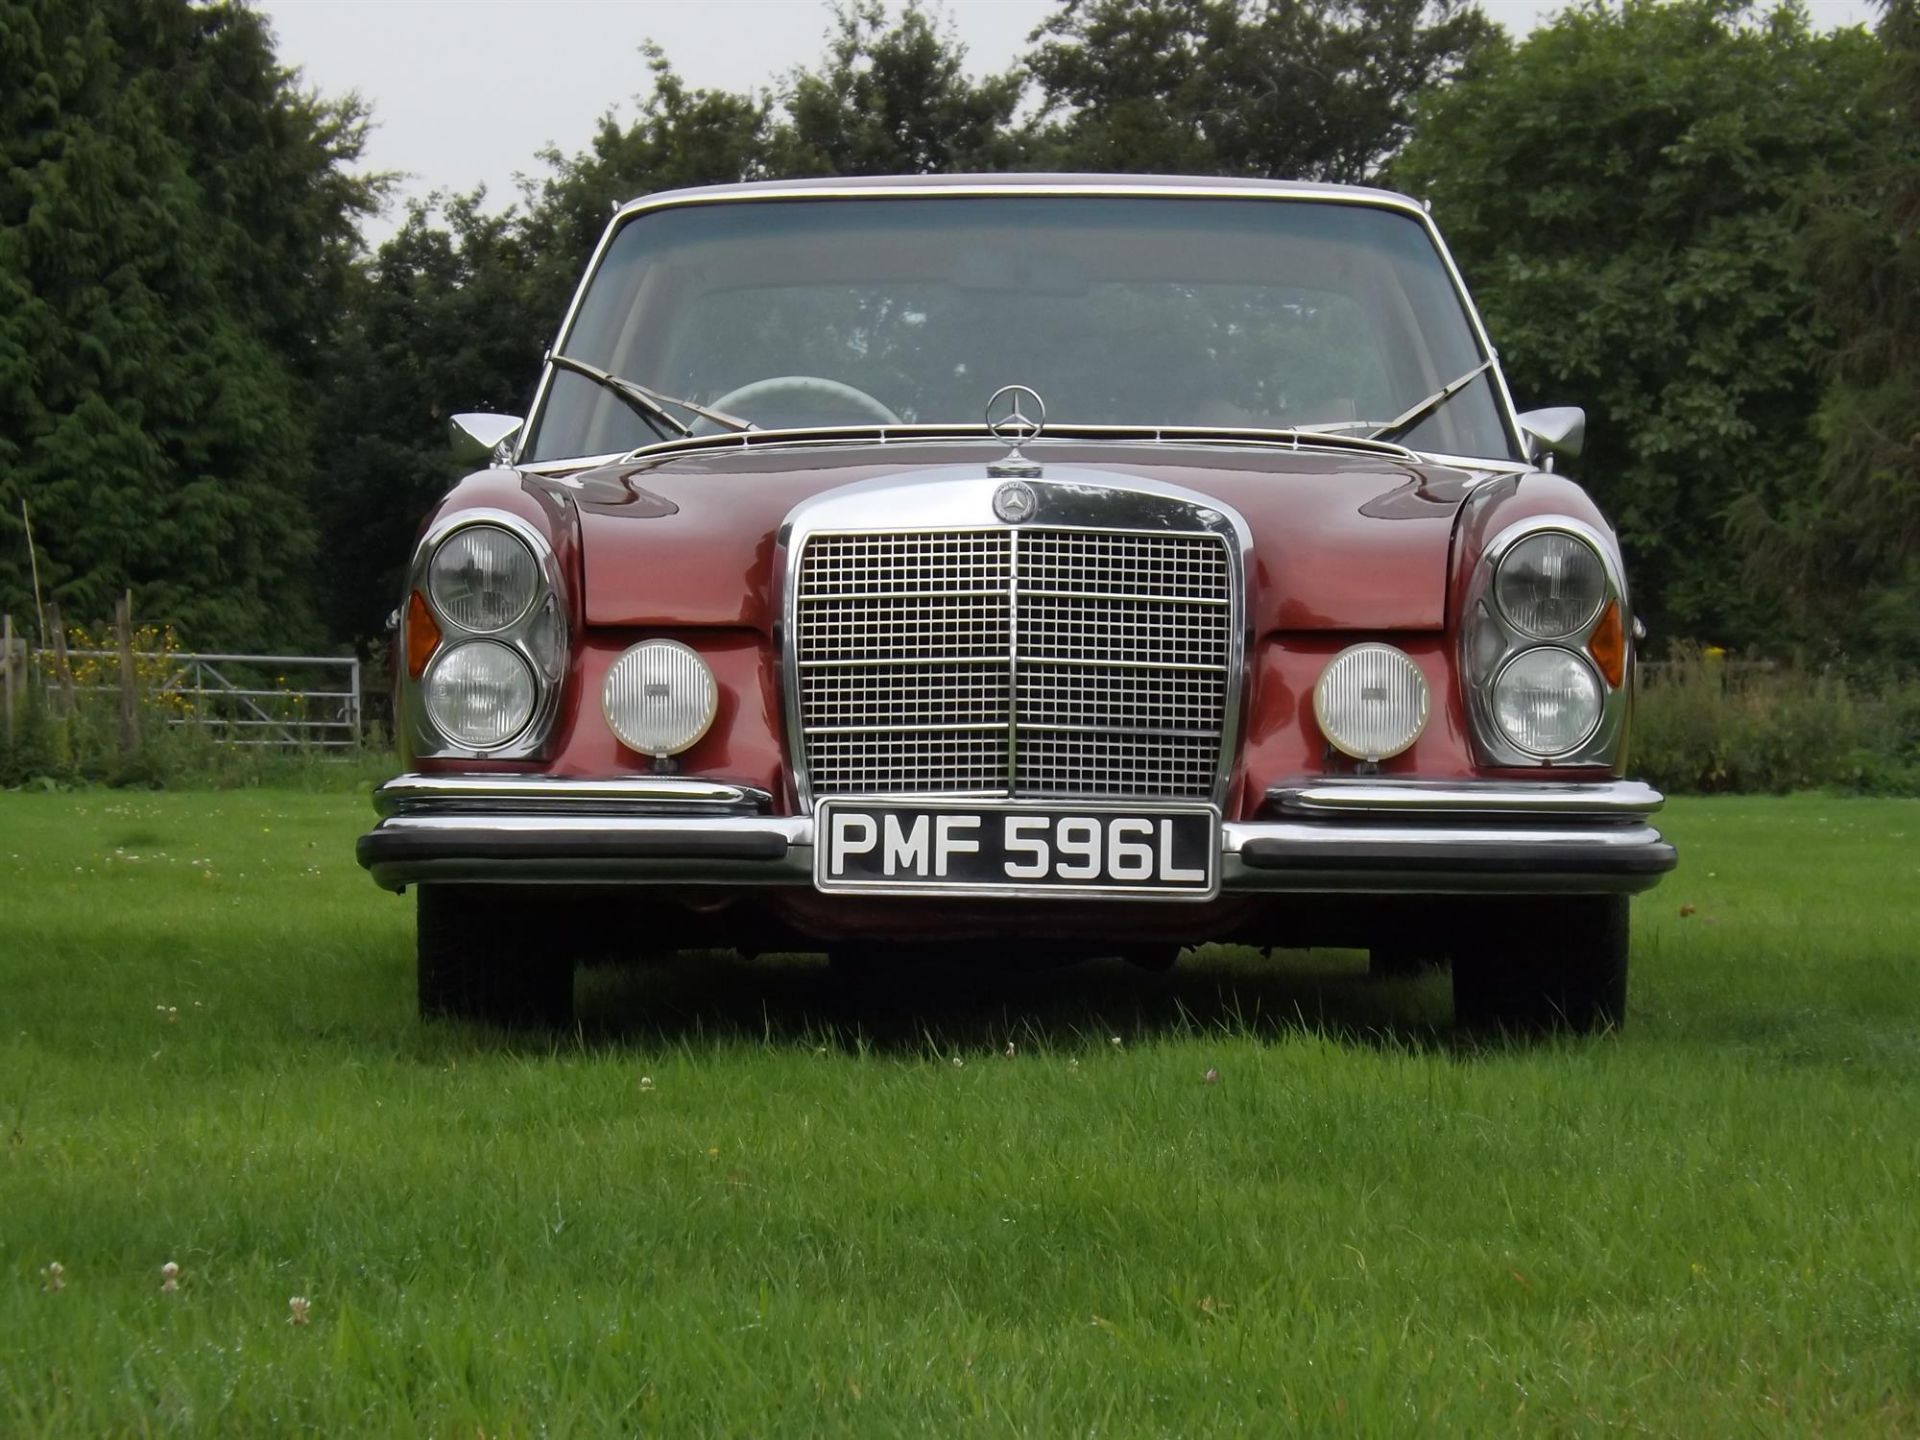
<box><xmin>401</xmin><ymin>509</ymin><xmax>568</xmax><ymax>761</ymax></box>
<box><xmin>1461</xmin><ymin>516</ymin><xmax>1630</xmax><ymax>767</ymax></box>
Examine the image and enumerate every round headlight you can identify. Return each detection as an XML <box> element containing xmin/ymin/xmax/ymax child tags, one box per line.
<box><xmin>603</xmin><ymin>640</ymin><xmax>717</xmax><ymax>757</ymax></box>
<box><xmin>1493</xmin><ymin>647</ymin><xmax>1603</xmax><ymax>756</ymax></box>
<box><xmin>1495</xmin><ymin>531</ymin><xmax>1606</xmax><ymax>639</ymax></box>
<box><xmin>429</xmin><ymin>524</ymin><xmax>539</xmax><ymax>633</ymax></box>
<box><xmin>1313</xmin><ymin>643</ymin><xmax>1430</xmax><ymax>762</ymax></box>
<box><xmin>424</xmin><ymin>640</ymin><xmax>537</xmax><ymax>748</ymax></box>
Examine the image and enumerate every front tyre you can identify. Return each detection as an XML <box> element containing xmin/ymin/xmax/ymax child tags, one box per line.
<box><xmin>1451</xmin><ymin>896</ymin><xmax>1629</xmax><ymax>1034</ymax></box>
<box><xmin>416</xmin><ymin>885</ymin><xmax>574</xmax><ymax>1028</ymax></box>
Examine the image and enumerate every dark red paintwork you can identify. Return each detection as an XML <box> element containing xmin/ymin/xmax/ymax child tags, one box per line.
<box><xmin>412</xmin><ymin>438</ymin><xmax>1623</xmax><ymax>823</ymax></box>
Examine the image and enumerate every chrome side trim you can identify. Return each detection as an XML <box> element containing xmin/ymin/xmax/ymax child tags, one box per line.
<box><xmin>372</xmin><ymin>773</ymin><xmax>773</xmax><ymax>818</ymax></box>
<box><xmin>1269</xmin><ymin>779</ymin><xmax>1663</xmax><ymax>819</ymax></box>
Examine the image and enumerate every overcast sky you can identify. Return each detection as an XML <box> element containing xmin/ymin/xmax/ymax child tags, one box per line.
<box><xmin>252</xmin><ymin>0</ymin><xmax>1882</xmax><ymax>243</ymax></box>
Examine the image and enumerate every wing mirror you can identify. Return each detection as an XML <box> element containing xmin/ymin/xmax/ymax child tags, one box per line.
<box><xmin>1516</xmin><ymin>407</ymin><xmax>1585</xmax><ymax>468</ymax></box>
<box><xmin>449</xmin><ymin>413</ymin><xmax>524</xmax><ymax>466</ymax></box>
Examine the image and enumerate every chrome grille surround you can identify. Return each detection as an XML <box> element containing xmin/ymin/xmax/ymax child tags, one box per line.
<box><xmin>780</xmin><ymin>470</ymin><xmax>1248</xmax><ymax>807</ymax></box>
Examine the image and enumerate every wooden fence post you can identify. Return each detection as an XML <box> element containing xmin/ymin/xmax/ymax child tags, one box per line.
<box><xmin>47</xmin><ymin>601</ymin><xmax>75</xmax><ymax>715</ymax></box>
<box><xmin>116</xmin><ymin>591</ymin><xmax>138</xmax><ymax>754</ymax></box>
<box><xmin>2</xmin><ymin>612</ymin><xmax>14</xmax><ymax>746</ymax></box>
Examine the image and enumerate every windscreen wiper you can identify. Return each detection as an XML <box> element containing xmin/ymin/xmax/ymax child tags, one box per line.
<box><xmin>1367</xmin><ymin>359</ymin><xmax>1495</xmax><ymax>445</ymax></box>
<box><xmin>548</xmin><ymin>353</ymin><xmax>753</xmax><ymax>437</ymax></box>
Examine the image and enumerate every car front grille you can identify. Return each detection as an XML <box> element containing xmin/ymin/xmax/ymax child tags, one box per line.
<box><xmin>794</xmin><ymin>527</ymin><xmax>1233</xmax><ymax>800</ymax></box>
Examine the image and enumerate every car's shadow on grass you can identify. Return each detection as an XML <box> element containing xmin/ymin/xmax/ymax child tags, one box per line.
<box><xmin>561</xmin><ymin>946</ymin><xmax>1463</xmax><ymax>1055</ymax></box>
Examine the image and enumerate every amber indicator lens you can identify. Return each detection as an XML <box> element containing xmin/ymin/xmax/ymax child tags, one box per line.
<box><xmin>405</xmin><ymin>590</ymin><xmax>440</xmax><ymax>680</ymax></box>
<box><xmin>1588</xmin><ymin>600</ymin><xmax>1626</xmax><ymax>688</ymax></box>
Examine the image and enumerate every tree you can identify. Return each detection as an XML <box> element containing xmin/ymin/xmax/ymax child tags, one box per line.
<box><xmin>1395</xmin><ymin>0</ymin><xmax>1884</xmax><ymax>651</ymax></box>
<box><xmin>310</xmin><ymin>196</ymin><xmax>550</xmax><ymax>646</ymax></box>
<box><xmin>1736</xmin><ymin>0</ymin><xmax>1920</xmax><ymax>665</ymax></box>
<box><xmin>0</xmin><ymin>0</ymin><xmax>380</xmax><ymax>648</ymax></box>
<box><xmin>1027</xmin><ymin>0</ymin><xmax>1499</xmax><ymax>179</ymax></box>
<box><xmin>772</xmin><ymin>2</ymin><xmax>1027</xmax><ymax>175</ymax></box>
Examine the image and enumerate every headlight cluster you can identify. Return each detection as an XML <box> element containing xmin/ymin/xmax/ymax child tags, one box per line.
<box><xmin>405</xmin><ymin>515</ymin><xmax>719</xmax><ymax>761</ymax></box>
<box><xmin>1467</xmin><ymin>522</ymin><xmax>1624</xmax><ymax>763</ymax></box>
<box><xmin>407</xmin><ymin>518</ymin><xmax>557</xmax><ymax>754</ymax></box>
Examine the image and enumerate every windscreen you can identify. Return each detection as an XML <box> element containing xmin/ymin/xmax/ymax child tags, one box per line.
<box><xmin>522</xmin><ymin>195</ymin><xmax>1516</xmax><ymax>462</ymax></box>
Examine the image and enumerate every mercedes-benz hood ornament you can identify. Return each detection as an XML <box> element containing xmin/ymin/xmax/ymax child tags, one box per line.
<box><xmin>985</xmin><ymin>384</ymin><xmax>1044</xmax><ymax>479</ymax></box>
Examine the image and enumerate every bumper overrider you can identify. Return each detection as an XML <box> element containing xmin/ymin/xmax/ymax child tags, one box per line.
<box><xmin>356</xmin><ymin>775</ymin><xmax>1676</xmax><ymax>895</ymax></box>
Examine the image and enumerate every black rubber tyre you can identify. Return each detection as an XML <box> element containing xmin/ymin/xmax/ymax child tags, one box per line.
<box><xmin>1451</xmin><ymin>896</ymin><xmax>1629</xmax><ymax>1034</ymax></box>
<box><xmin>416</xmin><ymin>886</ymin><xmax>574</xmax><ymax>1028</ymax></box>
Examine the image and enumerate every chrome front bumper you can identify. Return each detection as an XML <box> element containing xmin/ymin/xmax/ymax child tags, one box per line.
<box><xmin>357</xmin><ymin>775</ymin><xmax>1675</xmax><ymax>895</ymax></box>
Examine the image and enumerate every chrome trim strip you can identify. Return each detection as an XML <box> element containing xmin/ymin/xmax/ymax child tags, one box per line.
<box><xmin>1268</xmin><ymin>779</ymin><xmax>1664</xmax><ymax>818</ymax></box>
<box><xmin>372</xmin><ymin>773</ymin><xmax>773</xmax><ymax>818</ymax></box>
<box><xmin>356</xmin><ymin>806</ymin><xmax>1672</xmax><ymax>895</ymax></box>
<box><xmin>358</xmin><ymin>814</ymin><xmax>811</xmax><ymax>892</ymax></box>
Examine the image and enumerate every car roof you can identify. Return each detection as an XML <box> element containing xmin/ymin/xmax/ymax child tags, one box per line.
<box><xmin>620</xmin><ymin>172</ymin><xmax>1423</xmax><ymax>214</ymax></box>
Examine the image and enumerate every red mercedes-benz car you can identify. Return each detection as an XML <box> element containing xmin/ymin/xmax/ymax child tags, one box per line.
<box><xmin>357</xmin><ymin>175</ymin><xmax>1675</xmax><ymax>1031</ymax></box>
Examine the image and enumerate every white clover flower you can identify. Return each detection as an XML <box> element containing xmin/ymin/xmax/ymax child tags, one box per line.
<box><xmin>42</xmin><ymin>1261</ymin><xmax>65</xmax><ymax>1293</ymax></box>
<box><xmin>161</xmin><ymin>1261</ymin><xmax>180</xmax><ymax>1293</ymax></box>
<box><xmin>288</xmin><ymin>1295</ymin><xmax>311</xmax><ymax>1326</ymax></box>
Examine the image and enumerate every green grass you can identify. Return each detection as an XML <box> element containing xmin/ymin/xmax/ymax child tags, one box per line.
<box><xmin>2</xmin><ymin>791</ymin><xmax>1917</xmax><ymax>1435</ymax></box>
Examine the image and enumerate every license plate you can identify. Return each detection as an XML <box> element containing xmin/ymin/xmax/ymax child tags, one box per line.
<box><xmin>813</xmin><ymin>799</ymin><xmax>1219</xmax><ymax>899</ymax></box>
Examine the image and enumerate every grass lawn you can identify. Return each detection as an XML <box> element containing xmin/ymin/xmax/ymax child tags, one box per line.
<box><xmin>2</xmin><ymin>789</ymin><xmax>1917</xmax><ymax>1435</ymax></box>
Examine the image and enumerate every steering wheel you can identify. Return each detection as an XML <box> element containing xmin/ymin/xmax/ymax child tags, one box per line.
<box><xmin>705</xmin><ymin>375</ymin><xmax>901</xmax><ymax>430</ymax></box>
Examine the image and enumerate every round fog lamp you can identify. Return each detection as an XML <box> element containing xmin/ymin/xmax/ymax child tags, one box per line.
<box><xmin>1493</xmin><ymin>646</ymin><xmax>1603</xmax><ymax>756</ymax></box>
<box><xmin>604</xmin><ymin>640</ymin><xmax>718</xmax><ymax>757</ymax></box>
<box><xmin>429</xmin><ymin>524</ymin><xmax>539</xmax><ymax>633</ymax></box>
<box><xmin>1313</xmin><ymin>643</ymin><xmax>1430</xmax><ymax>761</ymax></box>
<box><xmin>424</xmin><ymin>640</ymin><xmax>537</xmax><ymax>749</ymax></box>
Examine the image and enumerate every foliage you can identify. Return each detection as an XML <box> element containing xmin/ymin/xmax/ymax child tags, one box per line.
<box><xmin>1632</xmin><ymin>652</ymin><xmax>1920</xmax><ymax>794</ymax></box>
<box><xmin>1732</xmin><ymin>0</ymin><xmax>1920</xmax><ymax>666</ymax></box>
<box><xmin>772</xmin><ymin>2</ymin><xmax>1027</xmax><ymax>175</ymax></box>
<box><xmin>1027</xmin><ymin>0</ymin><xmax>1499</xmax><ymax>177</ymax></box>
<box><xmin>0</xmin><ymin>0</ymin><xmax>382</xmax><ymax>651</ymax></box>
<box><xmin>5</xmin><ymin>792</ymin><xmax>1920</xmax><ymax>1431</ymax></box>
<box><xmin>310</xmin><ymin>197</ymin><xmax>549</xmax><ymax>645</ymax></box>
<box><xmin>1395</xmin><ymin>1</ymin><xmax>1886</xmax><ymax>651</ymax></box>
